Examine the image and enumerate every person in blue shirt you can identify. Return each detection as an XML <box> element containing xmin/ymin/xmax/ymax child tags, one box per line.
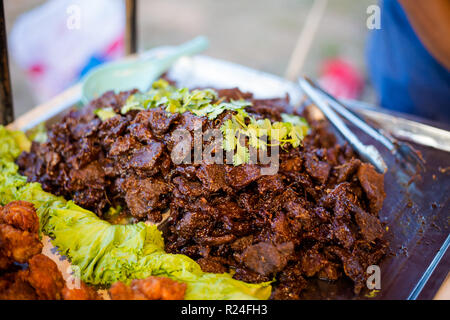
<box><xmin>367</xmin><ymin>0</ymin><xmax>450</xmax><ymax>123</ymax></box>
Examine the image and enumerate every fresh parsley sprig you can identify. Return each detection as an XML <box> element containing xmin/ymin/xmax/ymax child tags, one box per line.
<box><xmin>220</xmin><ymin>111</ymin><xmax>309</xmax><ymax>165</ymax></box>
<box><xmin>121</xmin><ymin>79</ymin><xmax>250</xmax><ymax>120</ymax></box>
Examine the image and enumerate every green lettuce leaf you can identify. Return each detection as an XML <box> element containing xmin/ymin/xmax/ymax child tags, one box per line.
<box><xmin>26</xmin><ymin>122</ymin><xmax>48</xmax><ymax>143</ymax></box>
<box><xmin>0</xmin><ymin>126</ymin><xmax>271</xmax><ymax>300</ymax></box>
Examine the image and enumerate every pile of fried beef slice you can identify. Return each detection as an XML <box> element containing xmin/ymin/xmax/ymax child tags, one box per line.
<box><xmin>17</xmin><ymin>86</ymin><xmax>388</xmax><ymax>299</ymax></box>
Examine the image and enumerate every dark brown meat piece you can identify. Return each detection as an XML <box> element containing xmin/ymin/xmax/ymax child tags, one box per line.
<box><xmin>67</xmin><ymin>138</ymin><xmax>101</xmax><ymax>170</ymax></box>
<box><xmin>88</xmin><ymin>89</ymin><xmax>137</xmax><ymax>114</ymax></box>
<box><xmin>174</xmin><ymin>206</ymin><xmax>213</xmax><ymax>239</ymax></box>
<box><xmin>177</xmin><ymin>111</ymin><xmax>207</xmax><ymax>132</ymax></box>
<box><xmin>213</xmin><ymin>200</ymin><xmax>248</xmax><ymax>234</ymax></box>
<box><xmin>129</xmin><ymin>142</ymin><xmax>164</xmax><ymax>172</ymax></box>
<box><xmin>216</xmin><ymin>87</ymin><xmax>253</xmax><ymax>101</ymax></box>
<box><xmin>357</xmin><ymin>163</ymin><xmax>386</xmax><ymax>213</ymax></box>
<box><xmin>321</xmin><ymin>182</ymin><xmax>359</xmax><ymax>220</ymax></box>
<box><xmin>331</xmin><ymin>218</ymin><xmax>355</xmax><ymax>249</ymax></box>
<box><xmin>196</xmin><ymin>164</ymin><xmax>230</xmax><ymax>192</ymax></box>
<box><xmin>197</xmin><ymin>257</ymin><xmax>228</xmax><ymax>274</ymax></box>
<box><xmin>172</xmin><ymin>176</ymin><xmax>203</xmax><ymax>197</ymax></box>
<box><xmin>109</xmin><ymin>135</ymin><xmax>139</xmax><ymax>156</ymax></box>
<box><xmin>284</xmin><ymin>197</ymin><xmax>314</xmax><ymax>232</ymax></box>
<box><xmin>257</xmin><ymin>174</ymin><xmax>285</xmax><ymax>195</ymax></box>
<box><xmin>232</xmin><ymin>267</ymin><xmax>271</xmax><ymax>283</ymax></box>
<box><xmin>300</xmin><ymin>248</ymin><xmax>328</xmax><ymax>277</ymax></box>
<box><xmin>128</xmin><ymin>111</ymin><xmax>154</xmax><ymax>143</ymax></box>
<box><xmin>147</xmin><ymin>108</ymin><xmax>179</xmax><ymax>135</ymax></box>
<box><xmin>269</xmin><ymin>212</ymin><xmax>295</xmax><ymax>244</ymax></box>
<box><xmin>279</xmin><ymin>155</ymin><xmax>303</xmax><ymax>172</ymax></box>
<box><xmin>304</xmin><ymin>152</ymin><xmax>331</xmax><ymax>184</ymax></box>
<box><xmin>335</xmin><ymin>158</ymin><xmax>361</xmax><ymax>183</ymax></box>
<box><xmin>270</xmin><ymin>263</ymin><xmax>307</xmax><ymax>300</ymax></box>
<box><xmin>247</xmin><ymin>97</ymin><xmax>289</xmax><ymax>121</ymax></box>
<box><xmin>241</xmin><ymin>242</ymin><xmax>294</xmax><ymax>276</ymax></box>
<box><xmin>226</xmin><ymin>164</ymin><xmax>262</xmax><ymax>189</ymax></box>
<box><xmin>325</xmin><ymin>246</ymin><xmax>366</xmax><ymax>294</ymax></box>
<box><xmin>354</xmin><ymin>208</ymin><xmax>384</xmax><ymax>242</ymax></box>
<box><xmin>68</xmin><ymin>161</ymin><xmax>105</xmax><ymax>193</ymax></box>
<box><xmin>98</xmin><ymin>115</ymin><xmax>129</xmax><ymax>146</ymax></box>
<box><xmin>72</xmin><ymin>188</ymin><xmax>106</xmax><ymax>215</ymax></box>
<box><xmin>124</xmin><ymin>177</ymin><xmax>170</xmax><ymax>221</ymax></box>
<box><xmin>318</xmin><ymin>262</ymin><xmax>341</xmax><ymax>281</ymax></box>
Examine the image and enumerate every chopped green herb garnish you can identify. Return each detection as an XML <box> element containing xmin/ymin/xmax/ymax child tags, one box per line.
<box><xmin>221</xmin><ymin>112</ymin><xmax>309</xmax><ymax>165</ymax></box>
<box><xmin>121</xmin><ymin>79</ymin><xmax>310</xmax><ymax>166</ymax></box>
<box><xmin>121</xmin><ymin>79</ymin><xmax>250</xmax><ymax>120</ymax></box>
<box><xmin>94</xmin><ymin>107</ymin><xmax>117</xmax><ymax>121</ymax></box>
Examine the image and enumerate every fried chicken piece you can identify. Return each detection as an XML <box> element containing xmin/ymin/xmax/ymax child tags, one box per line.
<box><xmin>0</xmin><ymin>201</ymin><xmax>40</xmax><ymax>233</ymax></box>
<box><xmin>18</xmin><ymin>254</ymin><xmax>65</xmax><ymax>300</ymax></box>
<box><xmin>109</xmin><ymin>276</ymin><xmax>186</xmax><ymax>300</ymax></box>
<box><xmin>109</xmin><ymin>281</ymin><xmax>146</xmax><ymax>300</ymax></box>
<box><xmin>0</xmin><ymin>251</ymin><xmax>13</xmax><ymax>271</ymax></box>
<box><xmin>0</xmin><ymin>224</ymin><xmax>43</xmax><ymax>265</ymax></box>
<box><xmin>62</xmin><ymin>282</ymin><xmax>102</xmax><ymax>300</ymax></box>
<box><xmin>0</xmin><ymin>254</ymin><xmax>98</xmax><ymax>300</ymax></box>
<box><xmin>0</xmin><ymin>272</ymin><xmax>38</xmax><ymax>300</ymax></box>
<box><xmin>0</xmin><ymin>201</ymin><xmax>42</xmax><ymax>270</ymax></box>
<box><xmin>0</xmin><ymin>202</ymin><xmax>69</xmax><ymax>300</ymax></box>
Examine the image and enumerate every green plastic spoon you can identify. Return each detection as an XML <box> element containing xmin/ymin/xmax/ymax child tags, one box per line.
<box><xmin>81</xmin><ymin>36</ymin><xmax>209</xmax><ymax>104</ymax></box>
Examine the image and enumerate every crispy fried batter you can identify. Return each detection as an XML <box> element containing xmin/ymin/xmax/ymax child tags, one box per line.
<box><xmin>109</xmin><ymin>276</ymin><xmax>186</xmax><ymax>300</ymax></box>
<box><xmin>62</xmin><ymin>282</ymin><xmax>102</xmax><ymax>300</ymax></box>
<box><xmin>0</xmin><ymin>201</ymin><xmax>42</xmax><ymax>270</ymax></box>
<box><xmin>0</xmin><ymin>251</ymin><xmax>13</xmax><ymax>271</ymax></box>
<box><xmin>0</xmin><ymin>253</ymin><xmax>102</xmax><ymax>300</ymax></box>
<box><xmin>18</xmin><ymin>254</ymin><xmax>65</xmax><ymax>300</ymax></box>
<box><xmin>0</xmin><ymin>202</ymin><xmax>68</xmax><ymax>300</ymax></box>
<box><xmin>0</xmin><ymin>254</ymin><xmax>66</xmax><ymax>300</ymax></box>
<box><xmin>0</xmin><ymin>224</ymin><xmax>43</xmax><ymax>265</ymax></box>
<box><xmin>0</xmin><ymin>201</ymin><xmax>102</xmax><ymax>300</ymax></box>
<box><xmin>0</xmin><ymin>201</ymin><xmax>40</xmax><ymax>233</ymax></box>
<box><xmin>0</xmin><ymin>272</ymin><xmax>38</xmax><ymax>300</ymax></box>
<box><xmin>109</xmin><ymin>282</ymin><xmax>144</xmax><ymax>300</ymax></box>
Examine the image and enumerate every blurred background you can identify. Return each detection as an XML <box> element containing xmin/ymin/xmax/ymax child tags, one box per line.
<box><xmin>4</xmin><ymin>0</ymin><xmax>376</xmax><ymax>117</ymax></box>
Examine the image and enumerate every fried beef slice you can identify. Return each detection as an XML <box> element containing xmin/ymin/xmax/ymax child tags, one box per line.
<box><xmin>240</xmin><ymin>242</ymin><xmax>294</xmax><ymax>276</ymax></box>
<box><xmin>357</xmin><ymin>163</ymin><xmax>386</xmax><ymax>214</ymax></box>
<box><xmin>17</xmin><ymin>88</ymin><xmax>388</xmax><ymax>298</ymax></box>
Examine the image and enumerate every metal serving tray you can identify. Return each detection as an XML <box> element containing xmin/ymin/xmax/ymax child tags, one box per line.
<box><xmin>8</xmin><ymin>49</ymin><xmax>449</xmax><ymax>300</ymax></box>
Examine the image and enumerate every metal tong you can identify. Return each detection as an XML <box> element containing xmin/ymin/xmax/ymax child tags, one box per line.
<box><xmin>298</xmin><ymin>77</ymin><xmax>426</xmax><ymax>175</ymax></box>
